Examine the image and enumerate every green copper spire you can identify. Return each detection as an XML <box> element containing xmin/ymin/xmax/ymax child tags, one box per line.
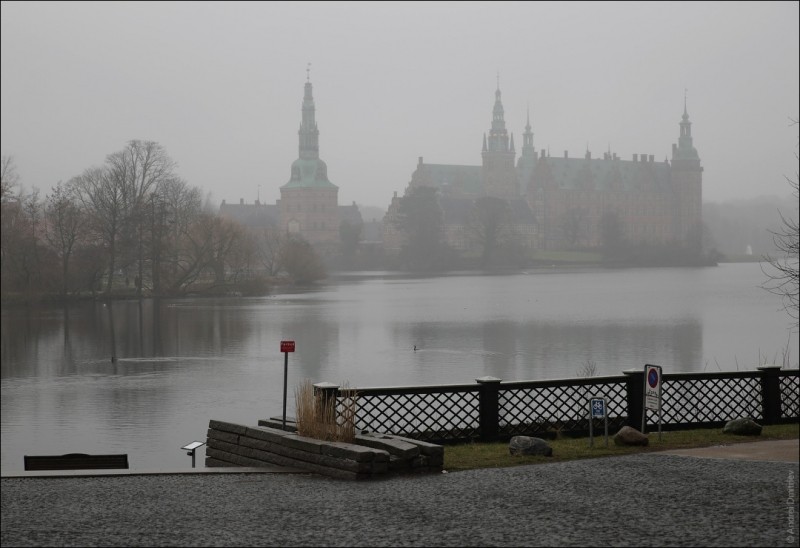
<box><xmin>522</xmin><ymin>102</ymin><xmax>534</xmax><ymax>156</ymax></box>
<box><xmin>487</xmin><ymin>77</ymin><xmax>510</xmax><ymax>152</ymax></box>
<box><xmin>282</xmin><ymin>70</ymin><xmax>337</xmax><ymax>189</ymax></box>
<box><xmin>298</xmin><ymin>69</ymin><xmax>319</xmax><ymax>160</ymax></box>
<box><xmin>674</xmin><ymin>92</ymin><xmax>699</xmax><ymax>160</ymax></box>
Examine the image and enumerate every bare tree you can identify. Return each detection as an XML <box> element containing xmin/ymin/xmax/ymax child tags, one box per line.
<box><xmin>1</xmin><ymin>155</ymin><xmax>20</xmax><ymax>204</ymax></box>
<box><xmin>150</xmin><ymin>176</ymin><xmax>202</xmax><ymax>294</ymax></box>
<box><xmin>280</xmin><ymin>234</ymin><xmax>327</xmax><ymax>284</ymax></box>
<box><xmin>108</xmin><ymin>141</ymin><xmax>179</xmax><ymax>297</ymax></box>
<box><xmin>72</xmin><ymin>166</ymin><xmax>125</xmax><ymax>293</ymax></box>
<box><xmin>44</xmin><ymin>182</ymin><xmax>88</xmax><ymax>297</ymax></box>
<box><xmin>762</xmin><ymin>117</ymin><xmax>799</xmax><ymax>325</ymax></box>
<box><xmin>252</xmin><ymin>225</ymin><xmax>285</xmax><ymax>276</ymax></box>
<box><xmin>467</xmin><ymin>196</ymin><xmax>515</xmax><ymax>268</ymax></box>
<box><xmin>163</xmin><ymin>212</ymin><xmax>247</xmax><ymax>293</ymax></box>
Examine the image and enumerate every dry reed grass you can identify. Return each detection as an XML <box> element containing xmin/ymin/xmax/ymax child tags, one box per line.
<box><xmin>294</xmin><ymin>379</ymin><xmax>358</xmax><ymax>443</ymax></box>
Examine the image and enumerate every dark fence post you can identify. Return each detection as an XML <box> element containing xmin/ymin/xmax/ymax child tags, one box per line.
<box><xmin>313</xmin><ymin>382</ymin><xmax>340</xmax><ymax>421</ymax></box>
<box><xmin>757</xmin><ymin>365</ymin><xmax>782</xmax><ymax>425</ymax></box>
<box><xmin>476</xmin><ymin>376</ymin><xmax>502</xmax><ymax>442</ymax></box>
<box><xmin>622</xmin><ymin>369</ymin><xmax>644</xmax><ymax>431</ymax></box>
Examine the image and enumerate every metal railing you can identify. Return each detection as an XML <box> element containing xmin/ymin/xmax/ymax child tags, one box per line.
<box><xmin>313</xmin><ymin>365</ymin><xmax>799</xmax><ymax>443</ymax></box>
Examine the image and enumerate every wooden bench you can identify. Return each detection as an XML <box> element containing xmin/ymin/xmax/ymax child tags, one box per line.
<box><xmin>24</xmin><ymin>453</ymin><xmax>129</xmax><ymax>471</ymax></box>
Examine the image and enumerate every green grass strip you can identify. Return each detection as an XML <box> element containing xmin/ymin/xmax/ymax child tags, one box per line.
<box><xmin>443</xmin><ymin>424</ymin><xmax>799</xmax><ymax>472</ymax></box>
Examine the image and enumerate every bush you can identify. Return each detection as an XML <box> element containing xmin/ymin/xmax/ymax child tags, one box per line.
<box><xmin>294</xmin><ymin>379</ymin><xmax>357</xmax><ymax>444</ymax></box>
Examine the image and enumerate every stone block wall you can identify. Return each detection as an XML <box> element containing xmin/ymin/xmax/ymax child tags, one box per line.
<box><xmin>206</xmin><ymin>419</ymin><xmax>444</xmax><ymax>480</ymax></box>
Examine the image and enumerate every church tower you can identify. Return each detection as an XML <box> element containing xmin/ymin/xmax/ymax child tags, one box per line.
<box><xmin>670</xmin><ymin>97</ymin><xmax>703</xmax><ymax>240</ymax></box>
<box><xmin>481</xmin><ymin>76</ymin><xmax>518</xmax><ymax>200</ymax></box>
<box><xmin>279</xmin><ymin>67</ymin><xmax>339</xmax><ymax>245</ymax></box>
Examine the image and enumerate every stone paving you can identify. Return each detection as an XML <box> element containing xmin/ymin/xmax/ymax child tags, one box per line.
<box><xmin>2</xmin><ymin>453</ymin><xmax>798</xmax><ymax>547</ymax></box>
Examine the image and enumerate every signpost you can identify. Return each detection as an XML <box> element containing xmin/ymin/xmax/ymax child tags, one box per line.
<box><xmin>181</xmin><ymin>441</ymin><xmax>205</xmax><ymax>468</ymax></box>
<box><xmin>643</xmin><ymin>364</ymin><xmax>663</xmax><ymax>441</ymax></box>
<box><xmin>280</xmin><ymin>341</ymin><xmax>295</xmax><ymax>431</ymax></box>
<box><xmin>588</xmin><ymin>397</ymin><xmax>609</xmax><ymax>447</ymax></box>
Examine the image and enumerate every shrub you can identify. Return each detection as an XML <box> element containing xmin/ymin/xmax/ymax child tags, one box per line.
<box><xmin>294</xmin><ymin>379</ymin><xmax>357</xmax><ymax>444</ymax></box>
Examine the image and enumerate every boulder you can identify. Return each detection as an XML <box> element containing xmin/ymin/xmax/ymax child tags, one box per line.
<box><xmin>613</xmin><ymin>426</ymin><xmax>649</xmax><ymax>447</ymax></box>
<box><xmin>722</xmin><ymin>418</ymin><xmax>762</xmax><ymax>436</ymax></box>
<box><xmin>509</xmin><ymin>436</ymin><xmax>553</xmax><ymax>457</ymax></box>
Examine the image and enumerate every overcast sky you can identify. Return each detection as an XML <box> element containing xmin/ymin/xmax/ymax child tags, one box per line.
<box><xmin>2</xmin><ymin>2</ymin><xmax>798</xmax><ymax>210</ymax></box>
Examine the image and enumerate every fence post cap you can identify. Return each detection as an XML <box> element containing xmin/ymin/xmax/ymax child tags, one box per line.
<box><xmin>756</xmin><ymin>364</ymin><xmax>782</xmax><ymax>372</ymax></box>
<box><xmin>476</xmin><ymin>376</ymin><xmax>502</xmax><ymax>384</ymax></box>
<box><xmin>313</xmin><ymin>382</ymin><xmax>340</xmax><ymax>389</ymax></box>
<box><xmin>621</xmin><ymin>369</ymin><xmax>643</xmax><ymax>375</ymax></box>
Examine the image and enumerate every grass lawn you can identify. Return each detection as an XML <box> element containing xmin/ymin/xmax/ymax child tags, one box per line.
<box><xmin>443</xmin><ymin>424</ymin><xmax>799</xmax><ymax>472</ymax></box>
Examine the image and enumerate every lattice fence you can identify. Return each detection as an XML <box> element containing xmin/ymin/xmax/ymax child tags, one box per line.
<box><xmin>498</xmin><ymin>380</ymin><xmax>628</xmax><ymax>437</ymax></box>
<box><xmin>779</xmin><ymin>373</ymin><xmax>800</xmax><ymax>419</ymax></box>
<box><xmin>658</xmin><ymin>375</ymin><xmax>762</xmax><ymax>425</ymax></box>
<box><xmin>350</xmin><ymin>388</ymin><xmax>481</xmax><ymax>442</ymax></box>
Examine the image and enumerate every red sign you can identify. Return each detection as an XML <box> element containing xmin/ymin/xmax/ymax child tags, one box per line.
<box><xmin>280</xmin><ymin>341</ymin><xmax>295</xmax><ymax>353</ymax></box>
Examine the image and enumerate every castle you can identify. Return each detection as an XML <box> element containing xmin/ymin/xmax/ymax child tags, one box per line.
<box><xmin>384</xmin><ymin>82</ymin><xmax>702</xmax><ymax>251</ymax></box>
<box><xmin>220</xmin><ymin>72</ymin><xmax>361</xmax><ymax>243</ymax></box>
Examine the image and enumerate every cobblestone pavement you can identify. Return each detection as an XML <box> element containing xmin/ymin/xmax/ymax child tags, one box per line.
<box><xmin>2</xmin><ymin>454</ymin><xmax>798</xmax><ymax>547</ymax></box>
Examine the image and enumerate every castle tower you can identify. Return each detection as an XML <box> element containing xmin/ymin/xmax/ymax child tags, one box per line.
<box><xmin>670</xmin><ymin>97</ymin><xmax>703</xmax><ymax>240</ymax></box>
<box><xmin>278</xmin><ymin>67</ymin><xmax>339</xmax><ymax>244</ymax></box>
<box><xmin>481</xmin><ymin>76</ymin><xmax>518</xmax><ymax>200</ymax></box>
<box><xmin>521</xmin><ymin>104</ymin><xmax>535</xmax><ymax>159</ymax></box>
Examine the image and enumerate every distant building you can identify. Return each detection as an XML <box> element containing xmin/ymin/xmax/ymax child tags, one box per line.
<box><xmin>220</xmin><ymin>73</ymin><xmax>360</xmax><ymax>245</ymax></box>
<box><xmin>219</xmin><ymin>199</ymin><xmax>280</xmax><ymax>228</ymax></box>
<box><xmin>385</xmin><ymin>82</ymin><xmax>703</xmax><ymax>250</ymax></box>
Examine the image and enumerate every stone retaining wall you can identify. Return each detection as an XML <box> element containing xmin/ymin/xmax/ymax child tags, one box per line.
<box><xmin>205</xmin><ymin>419</ymin><xmax>444</xmax><ymax>480</ymax></box>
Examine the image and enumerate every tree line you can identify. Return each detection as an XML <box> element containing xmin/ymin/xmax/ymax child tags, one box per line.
<box><xmin>1</xmin><ymin>142</ymin><xmax>326</xmax><ymax>301</ymax></box>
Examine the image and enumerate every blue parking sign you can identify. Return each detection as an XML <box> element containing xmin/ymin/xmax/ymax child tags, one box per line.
<box><xmin>591</xmin><ymin>398</ymin><xmax>605</xmax><ymax>418</ymax></box>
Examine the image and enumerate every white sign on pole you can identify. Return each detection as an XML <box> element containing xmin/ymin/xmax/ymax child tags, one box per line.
<box><xmin>644</xmin><ymin>364</ymin><xmax>661</xmax><ymax>411</ymax></box>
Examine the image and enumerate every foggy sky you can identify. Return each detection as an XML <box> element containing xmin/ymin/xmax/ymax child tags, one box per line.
<box><xmin>2</xmin><ymin>2</ymin><xmax>798</xmax><ymax>210</ymax></box>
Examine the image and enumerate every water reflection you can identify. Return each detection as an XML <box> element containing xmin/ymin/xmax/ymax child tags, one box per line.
<box><xmin>1</xmin><ymin>263</ymin><xmax>796</xmax><ymax>470</ymax></box>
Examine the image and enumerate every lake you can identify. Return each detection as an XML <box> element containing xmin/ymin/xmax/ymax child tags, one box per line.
<box><xmin>1</xmin><ymin>262</ymin><xmax>796</xmax><ymax>471</ymax></box>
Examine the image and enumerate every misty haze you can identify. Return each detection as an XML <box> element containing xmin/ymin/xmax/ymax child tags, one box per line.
<box><xmin>1</xmin><ymin>3</ymin><xmax>798</xmax><ymax>546</ymax></box>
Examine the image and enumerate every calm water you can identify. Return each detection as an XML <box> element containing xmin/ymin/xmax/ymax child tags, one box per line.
<box><xmin>1</xmin><ymin>263</ymin><xmax>796</xmax><ymax>471</ymax></box>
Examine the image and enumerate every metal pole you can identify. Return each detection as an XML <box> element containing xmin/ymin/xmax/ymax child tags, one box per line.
<box><xmin>589</xmin><ymin>399</ymin><xmax>594</xmax><ymax>447</ymax></box>
<box><xmin>641</xmin><ymin>372</ymin><xmax>647</xmax><ymax>434</ymax></box>
<box><xmin>282</xmin><ymin>351</ymin><xmax>288</xmax><ymax>431</ymax></box>
<box><xmin>658</xmin><ymin>400</ymin><xmax>662</xmax><ymax>442</ymax></box>
<box><xmin>191</xmin><ymin>449</ymin><xmax>196</xmax><ymax>469</ymax></box>
<box><xmin>604</xmin><ymin>398</ymin><xmax>609</xmax><ymax>447</ymax></box>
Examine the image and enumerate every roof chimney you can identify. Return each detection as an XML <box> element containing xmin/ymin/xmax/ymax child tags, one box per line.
<box><xmin>672</xmin><ymin>143</ymin><xmax>677</xmax><ymax>156</ymax></box>
<box><xmin>649</xmin><ymin>155</ymin><xmax>654</xmax><ymax>163</ymax></box>
<box><xmin>564</xmin><ymin>150</ymin><xmax>568</xmax><ymax>158</ymax></box>
<box><xmin>240</xmin><ymin>198</ymin><xmax>244</xmax><ymax>205</ymax></box>
<box><xmin>418</xmin><ymin>156</ymin><xmax>423</xmax><ymax>165</ymax></box>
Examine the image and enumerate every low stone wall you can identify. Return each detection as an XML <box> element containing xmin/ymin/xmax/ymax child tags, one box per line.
<box><xmin>205</xmin><ymin>419</ymin><xmax>444</xmax><ymax>480</ymax></box>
